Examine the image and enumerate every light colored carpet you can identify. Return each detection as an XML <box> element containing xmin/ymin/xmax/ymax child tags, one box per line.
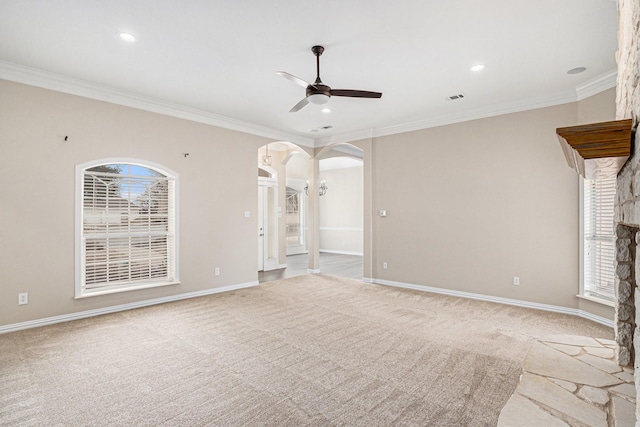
<box><xmin>0</xmin><ymin>275</ymin><xmax>612</xmax><ymax>426</ymax></box>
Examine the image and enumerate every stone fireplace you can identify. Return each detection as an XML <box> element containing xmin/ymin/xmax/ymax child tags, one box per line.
<box><xmin>614</xmin><ymin>0</ymin><xmax>640</xmax><ymax>422</ymax></box>
<box><xmin>557</xmin><ymin>0</ymin><xmax>640</xmax><ymax>421</ymax></box>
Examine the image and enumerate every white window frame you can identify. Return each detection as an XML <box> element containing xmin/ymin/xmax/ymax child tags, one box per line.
<box><xmin>579</xmin><ymin>176</ymin><xmax>616</xmax><ymax>304</ymax></box>
<box><xmin>75</xmin><ymin>158</ymin><xmax>179</xmax><ymax>298</ymax></box>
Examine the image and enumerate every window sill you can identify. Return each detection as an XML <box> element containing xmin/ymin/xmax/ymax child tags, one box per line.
<box><xmin>75</xmin><ymin>281</ymin><xmax>180</xmax><ymax>299</ymax></box>
<box><xmin>576</xmin><ymin>294</ymin><xmax>615</xmax><ymax>308</ymax></box>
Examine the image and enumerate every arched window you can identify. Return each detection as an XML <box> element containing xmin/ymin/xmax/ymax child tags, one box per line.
<box><xmin>76</xmin><ymin>160</ymin><xmax>178</xmax><ymax>297</ymax></box>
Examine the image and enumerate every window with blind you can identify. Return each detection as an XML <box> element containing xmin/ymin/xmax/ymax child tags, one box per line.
<box><xmin>583</xmin><ymin>177</ymin><xmax>616</xmax><ymax>301</ymax></box>
<box><xmin>76</xmin><ymin>161</ymin><xmax>178</xmax><ymax>297</ymax></box>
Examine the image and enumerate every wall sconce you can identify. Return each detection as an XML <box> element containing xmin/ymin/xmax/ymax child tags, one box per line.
<box><xmin>304</xmin><ymin>180</ymin><xmax>328</xmax><ymax>196</ymax></box>
<box><xmin>262</xmin><ymin>144</ymin><xmax>272</xmax><ymax>166</ymax></box>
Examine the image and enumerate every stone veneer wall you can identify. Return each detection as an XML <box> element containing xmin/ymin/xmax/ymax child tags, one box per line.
<box><xmin>613</xmin><ymin>0</ymin><xmax>640</xmax><ymax>423</ymax></box>
<box><xmin>615</xmin><ymin>225</ymin><xmax>636</xmax><ymax>366</ymax></box>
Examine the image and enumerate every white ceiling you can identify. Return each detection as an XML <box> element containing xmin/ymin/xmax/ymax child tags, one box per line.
<box><xmin>0</xmin><ymin>0</ymin><xmax>618</xmax><ymax>147</ymax></box>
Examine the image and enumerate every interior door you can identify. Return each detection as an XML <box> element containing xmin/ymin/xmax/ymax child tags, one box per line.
<box><xmin>258</xmin><ymin>184</ymin><xmax>265</xmax><ymax>271</ymax></box>
<box><xmin>258</xmin><ymin>177</ymin><xmax>278</xmax><ymax>271</ymax></box>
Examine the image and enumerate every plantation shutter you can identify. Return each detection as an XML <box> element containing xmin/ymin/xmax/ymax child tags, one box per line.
<box><xmin>81</xmin><ymin>165</ymin><xmax>175</xmax><ymax>292</ymax></box>
<box><xmin>583</xmin><ymin>177</ymin><xmax>616</xmax><ymax>300</ymax></box>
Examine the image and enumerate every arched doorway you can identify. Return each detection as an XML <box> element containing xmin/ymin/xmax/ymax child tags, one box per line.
<box><xmin>257</xmin><ymin>142</ymin><xmax>312</xmax><ymax>278</ymax></box>
<box><xmin>316</xmin><ymin>143</ymin><xmax>365</xmax><ymax>279</ymax></box>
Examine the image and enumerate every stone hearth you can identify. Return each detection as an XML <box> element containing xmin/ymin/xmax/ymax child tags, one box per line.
<box><xmin>498</xmin><ymin>335</ymin><xmax>635</xmax><ymax>426</ymax></box>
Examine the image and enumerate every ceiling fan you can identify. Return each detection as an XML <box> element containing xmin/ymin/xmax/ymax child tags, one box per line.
<box><xmin>277</xmin><ymin>45</ymin><xmax>382</xmax><ymax>112</ymax></box>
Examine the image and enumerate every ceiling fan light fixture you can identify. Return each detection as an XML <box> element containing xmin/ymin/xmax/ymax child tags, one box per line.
<box><xmin>308</xmin><ymin>93</ymin><xmax>330</xmax><ymax>105</ymax></box>
<box><xmin>117</xmin><ymin>32</ymin><xmax>136</xmax><ymax>42</ymax></box>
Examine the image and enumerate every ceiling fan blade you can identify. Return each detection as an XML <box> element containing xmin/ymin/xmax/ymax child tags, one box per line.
<box><xmin>330</xmin><ymin>89</ymin><xmax>382</xmax><ymax>99</ymax></box>
<box><xmin>289</xmin><ymin>97</ymin><xmax>309</xmax><ymax>112</ymax></box>
<box><xmin>276</xmin><ymin>71</ymin><xmax>313</xmax><ymax>89</ymax></box>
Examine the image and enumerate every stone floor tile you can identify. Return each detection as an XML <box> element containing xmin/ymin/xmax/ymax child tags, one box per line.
<box><xmin>524</xmin><ymin>342</ymin><xmax>622</xmax><ymax>387</ymax></box>
<box><xmin>576</xmin><ymin>354</ymin><xmax>623</xmax><ymax>374</ymax></box>
<box><xmin>615</xmin><ymin>371</ymin><xmax>635</xmax><ymax>383</ymax></box>
<box><xmin>584</xmin><ymin>346</ymin><xmax>615</xmax><ymax>359</ymax></box>
<box><xmin>497</xmin><ymin>393</ymin><xmax>568</xmax><ymax>427</ymax></box>
<box><xmin>609</xmin><ymin>383</ymin><xmax>636</xmax><ymax>400</ymax></box>
<box><xmin>517</xmin><ymin>373</ymin><xmax>606</xmax><ymax>427</ymax></box>
<box><xmin>595</xmin><ymin>337</ymin><xmax>616</xmax><ymax>347</ymax></box>
<box><xmin>577</xmin><ymin>385</ymin><xmax>609</xmax><ymax>405</ymax></box>
<box><xmin>611</xmin><ymin>396</ymin><xmax>636</xmax><ymax>426</ymax></box>
<box><xmin>550</xmin><ymin>378</ymin><xmax>577</xmax><ymax>393</ymax></box>
<box><xmin>542</xmin><ymin>334</ymin><xmax>602</xmax><ymax>348</ymax></box>
<box><xmin>547</xmin><ymin>342</ymin><xmax>582</xmax><ymax>356</ymax></box>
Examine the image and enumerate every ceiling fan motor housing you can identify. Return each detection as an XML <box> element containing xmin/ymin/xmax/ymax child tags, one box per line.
<box><xmin>306</xmin><ymin>83</ymin><xmax>331</xmax><ymax>103</ymax></box>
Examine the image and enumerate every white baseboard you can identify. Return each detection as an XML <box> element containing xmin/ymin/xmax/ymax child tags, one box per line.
<box><xmin>1</xmin><ymin>277</ymin><xmax>614</xmax><ymax>334</ymax></box>
<box><xmin>371</xmin><ymin>278</ymin><xmax>614</xmax><ymax>328</ymax></box>
<box><xmin>319</xmin><ymin>250</ymin><xmax>364</xmax><ymax>256</ymax></box>
<box><xmin>0</xmin><ymin>281</ymin><xmax>259</xmax><ymax>335</ymax></box>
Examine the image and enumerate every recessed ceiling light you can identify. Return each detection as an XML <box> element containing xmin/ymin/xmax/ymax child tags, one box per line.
<box><xmin>567</xmin><ymin>67</ymin><xmax>587</xmax><ymax>75</ymax></box>
<box><xmin>118</xmin><ymin>32</ymin><xmax>136</xmax><ymax>43</ymax></box>
<box><xmin>322</xmin><ymin>107</ymin><xmax>331</xmax><ymax>113</ymax></box>
<box><xmin>470</xmin><ymin>64</ymin><xmax>485</xmax><ymax>72</ymax></box>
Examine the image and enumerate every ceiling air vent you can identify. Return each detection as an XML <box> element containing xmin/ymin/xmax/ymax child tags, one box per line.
<box><xmin>446</xmin><ymin>94</ymin><xmax>465</xmax><ymax>101</ymax></box>
<box><xmin>309</xmin><ymin>125</ymin><xmax>333</xmax><ymax>133</ymax></box>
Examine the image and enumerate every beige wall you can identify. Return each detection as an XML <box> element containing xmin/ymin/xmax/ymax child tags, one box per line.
<box><xmin>0</xmin><ymin>79</ymin><xmax>272</xmax><ymax>326</ymax></box>
<box><xmin>285</xmin><ymin>152</ymin><xmax>308</xmax><ymax>180</ymax></box>
<box><xmin>319</xmin><ymin>164</ymin><xmax>363</xmax><ymax>254</ymax></box>
<box><xmin>578</xmin><ymin>89</ymin><xmax>616</xmax><ymax>123</ymax></box>
<box><xmin>0</xmin><ymin>78</ymin><xmax>616</xmax><ymax>328</ymax></box>
<box><xmin>370</xmin><ymin>89</ymin><xmax>616</xmax><ymax>314</ymax></box>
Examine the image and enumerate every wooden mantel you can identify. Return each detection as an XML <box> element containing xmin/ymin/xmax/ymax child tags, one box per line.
<box><xmin>556</xmin><ymin>119</ymin><xmax>633</xmax><ymax>179</ymax></box>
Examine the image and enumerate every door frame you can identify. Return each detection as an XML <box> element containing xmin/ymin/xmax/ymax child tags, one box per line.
<box><xmin>258</xmin><ymin>167</ymin><xmax>279</xmax><ymax>271</ymax></box>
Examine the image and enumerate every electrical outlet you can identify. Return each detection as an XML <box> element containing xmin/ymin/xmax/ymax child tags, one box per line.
<box><xmin>215</xmin><ymin>267</ymin><xmax>220</xmax><ymax>276</ymax></box>
<box><xmin>18</xmin><ymin>293</ymin><xmax>28</xmax><ymax>305</ymax></box>
<box><xmin>513</xmin><ymin>276</ymin><xmax>520</xmax><ymax>286</ymax></box>
<box><xmin>383</xmin><ymin>262</ymin><xmax>388</xmax><ymax>269</ymax></box>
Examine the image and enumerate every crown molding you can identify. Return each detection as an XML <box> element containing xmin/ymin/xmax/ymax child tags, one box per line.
<box><xmin>575</xmin><ymin>69</ymin><xmax>617</xmax><ymax>101</ymax></box>
<box><xmin>0</xmin><ymin>60</ymin><xmax>315</xmax><ymax>148</ymax></box>
<box><xmin>320</xmin><ymin>89</ymin><xmax>578</xmax><ymax>145</ymax></box>
<box><xmin>316</xmin><ymin>129</ymin><xmax>375</xmax><ymax>147</ymax></box>
<box><xmin>376</xmin><ymin>89</ymin><xmax>579</xmax><ymax>138</ymax></box>
<box><xmin>320</xmin><ymin>69</ymin><xmax>618</xmax><ymax>145</ymax></box>
<box><xmin>1</xmin><ymin>60</ymin><xmax>615</xmax><ymax>150</ymax></box>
